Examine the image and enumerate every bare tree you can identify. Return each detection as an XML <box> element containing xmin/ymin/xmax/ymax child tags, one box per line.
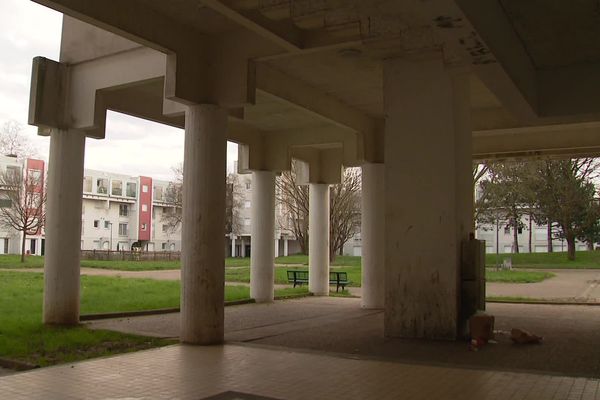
<box><xmin>0</xmin><ymin>167</ymin><xmax>45</xmax><ymax>262</ymax></box>
<box><xmin>329</xmin><ymin>168</ymin><xmax>361</xmax><ymax>261</ymax></box>
<box><xmin>276</xmin><ymin>165</ymin><xmax>309</xmax><ymax>254</ymax></box>
<box><xmin>225</xmin><ymin>173</ymin><xmax>243</xmax><ymax>236</ymax></box>
<box><xmin>161</xmin><ymin>164</ymin><xmax>243</xmax><ymax>235</ymax></box>
<box><xmin>276</xmin><ymin>166</ymin><xmax>362</xmax><ymax>261</ymax></box>
<box><xmin>0</xmin><ymin>121</ymin><xmax>38</xmax><ymax>160</ymax></box>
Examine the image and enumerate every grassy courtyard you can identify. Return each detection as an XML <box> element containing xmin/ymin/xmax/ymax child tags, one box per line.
<box><xmin>0</xmin><ymin>271</ymin><xmax>307</xmax><ymax>367</ymax></box>
<box><xmin>485</xmin><ymin>251</ymin><xmax>600</xmax><ymax>269</ymax></box>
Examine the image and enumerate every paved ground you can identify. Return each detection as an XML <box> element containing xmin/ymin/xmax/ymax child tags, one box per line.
<box><xmin>0</xmin><ymin>368</ymin><xmax>15</xmax><ymax>377</ymax></box>
<box><xmin>2</xmin><ymin>342</ymin><xmax>599</xmax><ymax>400</ymax></box>
<box><xmin>89</xmin><ymin>297</ymin><xmax>600</xmax><ymax>378</ymax></box>
<box><xmin>487</xmin><ymin>269</ymin><xmax>600</xmax><ymax>302</ymax></box>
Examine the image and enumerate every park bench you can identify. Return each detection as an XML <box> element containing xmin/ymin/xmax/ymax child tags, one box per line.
<box><xmin>287</xmin><ymin>270</ymin><xmax>309</xmax><ymax>288</ymax></box>
<box><xmin>286</xmin><ymin>270</ymin><xmax>351</xmax><ymax>293</ymax></box>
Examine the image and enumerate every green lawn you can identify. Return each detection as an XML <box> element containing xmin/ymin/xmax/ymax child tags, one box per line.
<box><xmin>485</xmin><ymin>269</ymin><xmax>555</xmax><ymax>283</ymax></box>
<box><xmin>0</xmin><ymin>271</ymin><xmax>308</xmax><ymax>367</ymax></box>
<box><xmin>485</xmin><ymin>251</ymin><xmax>600</xmax><ymax>269</ymax></box>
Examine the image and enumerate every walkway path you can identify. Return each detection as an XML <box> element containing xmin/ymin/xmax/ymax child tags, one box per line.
<box><xmin>88</xmin><ymin>297</ymin><xmax>600</xmax><ymax>378</ymax></box>
<box><xmin>487</xmin><ymin>269</ymin><xmax>600</xmax><ymax>302</ymax></box>
<box><xmin>11</xmin><ymin>267</ymin><xmax>600</xmax><ymax>300</ymax></box>
<box><xmin>2</xmin><ymin>341</ymin><xmax>598</xmax><ymax>399</ymax></box>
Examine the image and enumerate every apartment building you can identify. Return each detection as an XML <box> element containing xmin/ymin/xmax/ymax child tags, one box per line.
<box><xmin>80</xmin><ymin>170</ymin><xmax>181</xmax><ymax>252</ymax></box>
<box><xmin>228</xmin><ymin>171</ymin><xmax>300</xmax><ymax>258</ymax></box>
<box><xmin>0</xmin><ymin>155</ymin><xmax>46</xmax><ymax>255</ymax></box>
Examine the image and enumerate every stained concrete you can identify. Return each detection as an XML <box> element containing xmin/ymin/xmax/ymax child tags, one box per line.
<box><xmin>88</xmin><ymin>297</ymin><xmax>600</xmax><ymax>378</ymax></box>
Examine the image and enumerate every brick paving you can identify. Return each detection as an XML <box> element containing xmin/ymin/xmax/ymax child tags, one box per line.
<box><xmin>89</xmin><ymin>297</ymin><xmax>600</xmax><ymax>378</ymax></box>
<box><xmin>1</xmin><ymin>343</ymin><xmax>599</xmax><ymax>399</ymax></box>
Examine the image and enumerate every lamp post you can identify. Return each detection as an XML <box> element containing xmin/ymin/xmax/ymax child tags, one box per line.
<box><xmin>108</xmin><ymin>221</ymin><xmax>113</xmax><ymax>251</ymax></box>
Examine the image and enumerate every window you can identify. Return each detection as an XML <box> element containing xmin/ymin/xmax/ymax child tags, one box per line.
<box><xmin>29</xmin><ymin>169</ymin><xmax>42</xmax><ymax>183</ymax></box>
<box><xmin>154</xmin><ymin>186</ymin><xmax>163</xmax><ymax>201</ymax></box>
<box><xmin>96</xmin><ymin>178</ymin><xmax>108</xmax><ymax>194</ymax></box>
<box><xmin>245</xmin><ymin>181</ymin><xmax>251</xmax><ymax>190</ymax></box>
<box><xmin>119</xmin><ymin>204</ymin><xmax>128</xmax><ymax>217</ymax></box>
<box><xmin>0</xmin><ymin>195</ymin><xmax>11</xmax><ymax>208</ymax></box>
<box><xmin>111</xmin><ymin>180</ymin><xmax>123</xmax><ymax>196</ymax></box>
<box><xmin>118</xmin><ymin>223</ymin><xmax>128</xmax><ymax>236</ymax></box>
<box><xmin>244</xmin><ymin>200</ymin><xmax>251</xmax><ymax>208</ymax></box>
<box><xmin>142</xmin><ymin>185</ymin><xmax>148</xmax><ymax>193</ymax></box>
<box><xmin>93</xmin><ymin>220</ymin><xmax>100</xmax><ymax>228</ymax></box>
<box><xmin>162</xmin><ymin>224</ymin><xmax>169</xmax><ymax>233</ymax></box>
<box><xmin>161</xmin><ymin>242</ymin><xmax>167</xmax><ymax>250</ymax></box>
<box><xmin>141</xmin><ymin>223</ymin><xmax>147</xmax><ymax>231</ymax></box>
<box><xmin>6</xmin><ymin>165</ymin><xmax>20</xmax><ymax>179</ymax></box>
<box><xmin>104</xmin><ymin>220</ymin><xmax>111</xmax><ymax>229</ymax></box>
<box><xmin>126</xmin><ymin>182</ymin><xmax>137</xmax><ymax>198</ymax></box>
<box><xmin>504</xmin><ymin>227</ymin><xmax>510</xmax><ymax>235</ymax></box>
<box><xmin>83</xmin><ymin>176</ymin><xmax>92</xmax><ymax>193</ymax></box>
<box><xmin>517</xmin><ymin>227</ymin><xmax>523</xmax><ymax>234</ymax></box>
<box><xmin>142</xmin><ymin>204</ymin><xmax>148</xmax><ymax>212</ymax></box>
<box><xmin>244</xmin><ymin>218</ymin><xmax>251</xmax><ymax>226</ymax></box>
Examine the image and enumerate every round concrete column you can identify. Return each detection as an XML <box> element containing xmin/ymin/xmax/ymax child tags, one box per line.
<box><xmin>180</xmin><ymin>104</ymin><xmax>227</xmax><ymax>345</ymax></box>
<box><xmin>43</xmin><ymin>129</ymin><xmax>86</xmax><ymax>325</ymax></box>
<box><xmin>250</xmin><ymin>170</ymin><xmax>276</xmax><ymax>303</ymax></box>
<box><xmin>361</xmin><ymin>163</ymin><xmax>385</xmax><ymax>309</ymax></box>
<box><xmin>309</xmin><ymin>183</ymin><xmax>330</xmax><ymax>295</ymax></box>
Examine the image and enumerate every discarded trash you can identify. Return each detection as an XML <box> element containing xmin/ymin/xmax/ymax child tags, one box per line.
<box><xmin>510</xmin><ymin>328</ymin><xmax>543</xmax><ymax>344</ymax></box>
<box><xmin>469</xmin><ymin>312</ymin><xmax>495</xmax><ymax>342</ymax></box>
<box><xmin>468</xmin><ymin>312</ymin><xmax>495</xmax><ymax>351</ymax></box>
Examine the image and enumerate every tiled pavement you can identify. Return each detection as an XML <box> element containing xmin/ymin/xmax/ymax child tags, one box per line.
<box><xmin>1</xmin><ymin>343</ymin><xmax>599</xmax><ymax>399</ymax></box>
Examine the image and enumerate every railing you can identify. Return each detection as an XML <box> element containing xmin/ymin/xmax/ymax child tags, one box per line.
<box><xmin>81</xmin><ymin>249</ymin><xmax>181</xmax><ymax>262</ymax></box>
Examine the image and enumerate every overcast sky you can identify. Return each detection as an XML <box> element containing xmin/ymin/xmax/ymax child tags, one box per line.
<box><xmin>0</xmin><ymin>0</ymin><xmax>238</xmax><ymax>181</ymax></box>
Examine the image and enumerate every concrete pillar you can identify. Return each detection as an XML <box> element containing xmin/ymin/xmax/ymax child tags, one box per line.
<box><xmin>274</xmin><ymin>238</ymin><xmax>280</xmax><ymax>258</ymax></box>
<box><xmin>383</xmin><ymin>54</ymin><xmax>472</xmax><ymax>340</ymax></box>
<box><xmin>361</xmin><ymin>163</ymin><xmax>385</xmax><ymax>309</ymax></box>
<box><xmin>283</xmin><ymin>238</ymin><xmax>289</xmax><ymax>257</ymax></box>
<box><xmin>231</xmin><ymin>236</ymin><xmax>236</xmax><ymax>257</ymax></box>
<box><xmin>43</xmin><ymin>129</ymin><xmax>86</xmax><ymax>325</ymax></box>
<box><xmin>309</xmin><ymin>183</ymin><xmax>330</xmax><ymax>295</ymax></box>
<box><xmin>241</xmin><ymin>238</ymin><xmax>246</xmax><ymax>257</ymax></box>
<box><xmin>180</xmin><ymin>104</ymin><xmax>227</xmax><ymax>345</ymax></box>
<box><xmin>250</xmin><ymin>170</ymin><xmax>276</xmax><ymax>303</ymax></box>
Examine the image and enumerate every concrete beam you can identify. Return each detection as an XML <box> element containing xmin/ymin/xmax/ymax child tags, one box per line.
<box><xmin>254</xmin><ymin>63</ymin><xmax>378</xmax><ymax>136</ymax></box>
<box><xmin>473</xmin><ymin>122</ymin><xmax>600</xmax><ymax>161</ymax></box>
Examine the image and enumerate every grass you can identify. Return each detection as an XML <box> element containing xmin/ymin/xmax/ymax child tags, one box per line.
<box><xmin>486</xmin><ymin>296</ymin><xmax>548</xmax><ymax>303</ymax></box>
<box><xmin>0</xmin><ymin>271</ymin><xmax>174</xmax><ymax>367</ymax></box>
<box><xmin>0</xmin><ymin>271</ymin><xmax>310</xmax><ymax>367</ymax></box>
<box><xmin>485</xmin><ymin>251</ymin><xmax>600</xmax><ymax>269</ymax></box>
<box><xmin>486</xmin><ymin>269</ymin><xmax>555</xmax><ymax>283</ymax></box>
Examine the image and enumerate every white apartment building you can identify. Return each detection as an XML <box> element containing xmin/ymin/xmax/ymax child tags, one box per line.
<box><xmin>80</xmin><ymin>170</ymin><xmax>181</xmax><ymax>252</ymax></box>
<box><xmin>229</xmin><ymin>171</ymin><xmax>301</xmax><ymax>258</ymax></box>
<box><xmin>0</xmin><ymin>155</ymin><xmax>301</xmax><ymax>257</ymax></box>
<box><xmin>0</xmin><ymin>155</ymin><xmax>46</xmax><ymax>255</ymax></box>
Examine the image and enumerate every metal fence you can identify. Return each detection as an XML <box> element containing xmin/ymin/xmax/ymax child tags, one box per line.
<box><xmin>81</xmin><ymin>249</ymin><xmax>181</xmax><ymax>262</ymax></box>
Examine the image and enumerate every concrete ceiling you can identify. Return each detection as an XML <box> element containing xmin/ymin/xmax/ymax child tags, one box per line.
<box><xmin>500</xmin><ymin>0</ymin><xmax>600</xmax><ymax>69</ymax></box>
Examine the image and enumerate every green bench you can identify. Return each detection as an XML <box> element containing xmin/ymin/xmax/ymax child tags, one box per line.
<box><xmin>286</xmin><ymin>270</ymin><xmax>351</xmax><ymax>293</ymax></box>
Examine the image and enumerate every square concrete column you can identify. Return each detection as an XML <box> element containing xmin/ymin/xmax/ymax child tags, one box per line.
<box><xmin>250</xmin><ymin>170</ymin><xmax>276</xmax><ymax>303</ymax></box>
<box><xmin>274</xmin><ymin>238</ymin><xmax>280</xmax><ymax>258</ymax></box>
<box><xmin>43</xmin><ymin>129</ymin><xmax>86</xmax><ymax>325</ymax></box>
<box><xmin>180</xmin><ymin>104</ymin><xmax>227</xmax><ymax>345</ymax></box>
<box><xmin>283</xmin><ymin>238</ymin><xmax>289</xmax><ymax>257</ymax></box>
<box><xmin>383</xmin><ymin>54</ymin><xmax>472</xmax><ymax>340</ymax></box>
<box><xmin>309</xmin><ymin>183</ymin><xmax>330</xmax><ymax>295</ymax></box>
<box><xmin>361</xmin><ymin>163</ymin><xmax>385</xmax><ymax>309</ymax></box>
<box><xmin>231</xmin><ymin>236</ymin><xmax>236</xmax><ymax>257</ymax></box>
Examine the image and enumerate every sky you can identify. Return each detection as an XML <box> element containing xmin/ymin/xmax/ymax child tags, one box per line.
<box><xmin>0</xmin><ymin>0</ymin><xmax>238</xmax><ymax>181</ymax></box>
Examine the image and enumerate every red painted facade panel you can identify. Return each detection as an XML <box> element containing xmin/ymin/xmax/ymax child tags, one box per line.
<box><xmin>138</xmin><ymin>176</ymin><xmax>152</xmax><ymax>241</ymax></box>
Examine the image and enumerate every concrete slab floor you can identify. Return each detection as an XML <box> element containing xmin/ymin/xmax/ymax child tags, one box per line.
<box><xmin>1</xmin><ymin>343</ymin><xmax>599</xmax><ymax>400</ymax></box>
<box><xmin>88</xmin><ymin>297</ymin><xmax>600</xmax><ymax>378</ymax></box>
